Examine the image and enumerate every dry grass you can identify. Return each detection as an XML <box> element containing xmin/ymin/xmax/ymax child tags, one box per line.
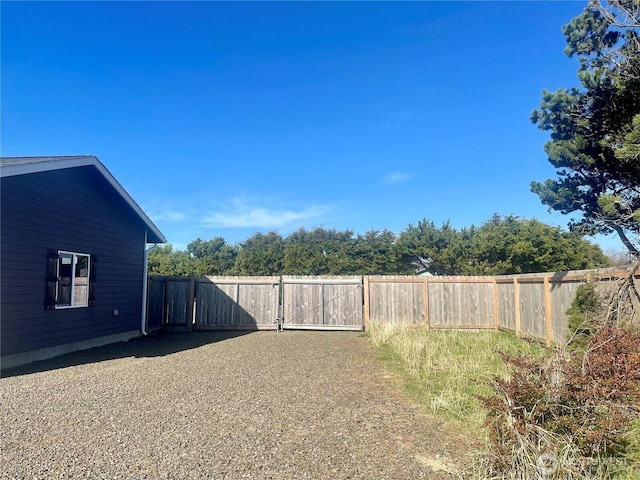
<box><xmin>366</xmin><ymin>322</ymin><xmax>546</xmax><ymax>434</ymax></box>
<box><xmin>365</xmin><ymin>322</ymin><xmax>640</xmax><ymax>479</ymax></box>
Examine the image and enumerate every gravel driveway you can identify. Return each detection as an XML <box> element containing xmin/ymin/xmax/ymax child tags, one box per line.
<box><xmin>1</xmin><ymin>331</ymin><xmax>457</xmax><ymax>479</ymax></box>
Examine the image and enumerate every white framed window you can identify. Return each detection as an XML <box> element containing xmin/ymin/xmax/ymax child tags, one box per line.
<box><xmin>46</xmin><ymin>250</ymin><xmax>95</xmax><ymax>309</ymax></box>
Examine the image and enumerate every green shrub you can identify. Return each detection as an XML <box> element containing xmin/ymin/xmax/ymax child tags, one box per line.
<box><xmin>567</xmin><ymin>283</ymin><xmax>601</xmax><ymax>349</ymax></box>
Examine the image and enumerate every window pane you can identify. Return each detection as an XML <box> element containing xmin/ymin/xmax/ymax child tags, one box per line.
<box><xmin>76</xmin><ymin>255</ymin><xmax>89</xmax><ymax>278</ymax></box>
<box><xmin>74</xmin><ymin>284</ymin><xmax>88</xmax><ymax>306</ymax></box>
<box><xmin>57</xmin><ymin>254</ymin><xmax>73</xmax><ymax>306</ymax></box>
<box><xmin>74</xmin><ymin>254</ymin><xmax>89</xmax><ymax>306</ymax></box>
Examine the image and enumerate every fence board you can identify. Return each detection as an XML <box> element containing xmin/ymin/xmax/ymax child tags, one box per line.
<box><xmin>497</xmin><ymin>282</ymin><xmax>516</xmax><ymax>333</ymax></box>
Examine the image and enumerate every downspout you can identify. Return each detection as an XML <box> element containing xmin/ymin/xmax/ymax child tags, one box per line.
<box><xmin>141</xmin><ymin>231</ymin><xmax>160</xmax><ymax>336</ymax></box>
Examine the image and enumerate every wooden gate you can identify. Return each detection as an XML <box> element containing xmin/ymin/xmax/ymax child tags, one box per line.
<box><xmin>281</xmin><ymin>276</ymin><xmax>363</xmax><ymax>331</ymax></box>
<box><xmin>147</xmin><ymin>275</ymin><xmax>364</xmax><ymax>332</ymax></box>
<box><xmin>146</xmin><ymin>276</ymin><xmax>167</xmax><ymax>333</ymax></box>
<box><xmin>195</xmin><ymin>276</ymin><xmax>280</xmax><ymax>330</ymax></box>
<box><xmin>146</xmin><ymin>276</ymin><xmax>195</xmax><ymax>332</ymax></box>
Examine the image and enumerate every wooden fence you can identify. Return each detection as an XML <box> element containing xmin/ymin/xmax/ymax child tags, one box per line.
<box><xmin>148</xmin><ymin>276</ymin><xmax>280</xmax><ymax>331</ymax></box>
<box><xmin>147</xmin><ymin>267</ymin><xmax>639</xmax><ymax>345</ymax></box>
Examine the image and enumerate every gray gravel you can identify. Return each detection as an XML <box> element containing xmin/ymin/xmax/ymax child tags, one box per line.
<box><xmin>1</xmin><ymin>331</ymin><xmax>458</xmax><ymax>479</ymax></box>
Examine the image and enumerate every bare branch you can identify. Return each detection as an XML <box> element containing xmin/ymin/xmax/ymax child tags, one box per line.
<box><xmin>595</xmin><ymin>0</ymin><xmax>640</xmax><ymax>29</ymax></box>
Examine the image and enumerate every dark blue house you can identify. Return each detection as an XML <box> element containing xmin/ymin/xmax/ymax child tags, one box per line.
<box><xmin>1</xmin><ymin>156</ymin><xmax>166</xmax><ymax>369</ymax></box>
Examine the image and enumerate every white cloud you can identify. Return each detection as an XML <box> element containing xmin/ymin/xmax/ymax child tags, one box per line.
<box><xmin>201</xmin><ymin>199</ymin><xmax>330</xmax><ymax>229</ymax></box>
<box><xmin>383</xmin><ymin>171</ymin><xmax>412</xmax><ymax>185</ymax></box>
<box><xmin>152</xmin><ymin>210</ymin><xmax>187</xmax><ymax>222</ymax></box>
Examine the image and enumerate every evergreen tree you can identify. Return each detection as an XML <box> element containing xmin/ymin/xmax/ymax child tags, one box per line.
<box><xmin>531</xmin><ymin>0</ymin><xmax>640</xmax><ymax>256</ymax></box>
<box><xmin>234</xmin><ymin>231</ymin><xmax>285</xmax><ymax>275</ymax></box>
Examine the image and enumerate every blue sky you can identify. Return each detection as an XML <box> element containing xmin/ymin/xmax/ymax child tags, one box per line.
<box><xmin>1</xmin><ymin>1</ymin><xmax>622</xmax><ymax>252</ymax></box>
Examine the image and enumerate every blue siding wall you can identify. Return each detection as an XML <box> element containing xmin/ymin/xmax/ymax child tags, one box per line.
<box><xmin>1</xmin><ymin>166</ymin><xmax>148</xmax><ymax>356</ymax></box>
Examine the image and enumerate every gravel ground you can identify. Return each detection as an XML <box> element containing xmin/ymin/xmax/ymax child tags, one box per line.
<box><xmin>1</xmin><ymin>331</ymin><xmax>459</xmax><ymax>479</ymax></box>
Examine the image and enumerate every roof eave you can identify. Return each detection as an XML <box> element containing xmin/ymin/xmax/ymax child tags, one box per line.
<box><xmin>1</xmin><ymin>155</ymin><xmax>167</xmax><ymax>244</ymax></box>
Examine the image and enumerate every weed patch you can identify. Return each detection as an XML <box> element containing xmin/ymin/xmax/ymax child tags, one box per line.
<box><xmin>366</xmin><ymin>323</ymin><xmax>546</xmax><ymax>434</ymax></box>
<box><xmin>366</xmin><ymin>322</ymin><xmax>640</xmax><ymax>479</ymax></box>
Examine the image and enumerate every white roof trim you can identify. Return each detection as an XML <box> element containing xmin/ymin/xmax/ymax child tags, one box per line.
<box><xmin>1</xmin><ymin>155</ymin><xmax>167</xmax><ymax>243</ymax></box>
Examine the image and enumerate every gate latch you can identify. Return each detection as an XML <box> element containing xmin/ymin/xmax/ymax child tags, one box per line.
<box><xmin>274</xmin><ymin>317</ymin><xmax>284</xmax><ymax>332</ymax></box>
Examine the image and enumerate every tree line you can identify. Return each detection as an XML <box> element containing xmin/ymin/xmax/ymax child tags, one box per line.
<box><xmin>148</xmin><ymin>214</ymin><xmax>611</xmax><ymax>277</ymax></box>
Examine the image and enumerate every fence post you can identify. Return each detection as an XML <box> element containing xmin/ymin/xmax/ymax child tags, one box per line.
<box><xmin>513</xmin><ymin>278</ymin><xmax>521</xmax><ymax>337</ymax></box>
<box><xmin>544</xmin><ymin>276</ymin><xmax>553</xmax><ymax>346</ymax></box>
<box><xmin>363</xmin><ymin>276</ymin><xmax>370</xmax><ymax>330</ymax></box>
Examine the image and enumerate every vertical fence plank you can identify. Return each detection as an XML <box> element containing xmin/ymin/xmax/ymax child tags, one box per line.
<box><xmin>514</xmin><ymin>278</ymin><xmax>521</xmax><ymax>337</ymax></box>
<box><xmin>493</xmin><ymin>279</ymin><xmax>499</xmax><ymax>331</ymax></box>
<box><xmin>163</xmin><ymin>277</ymin><xmax>169</xmax><ymax>326</ymax></box>
<box><xmin>495</xmin><ymin>281</ymin><xmax>515</xmax><ymax>333</ymax></box>
<box><xmin>544</xmin><ymin>276</ymin><xmax>553</xmax><ymax>347</ymax></box>
<box><xmin>423</xmin><ymin>277</ymin><xmax>430</xmax><ymax>330</ymax></box>
<box><xmin>363</xmin><ymin>276</ymin><xmax>371</xmax><ymax>330</ymax></box>
<box><xmin>187</xmin><ymin>277</ymin><xmax>195</xmax><ymax>332</ymax></box>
